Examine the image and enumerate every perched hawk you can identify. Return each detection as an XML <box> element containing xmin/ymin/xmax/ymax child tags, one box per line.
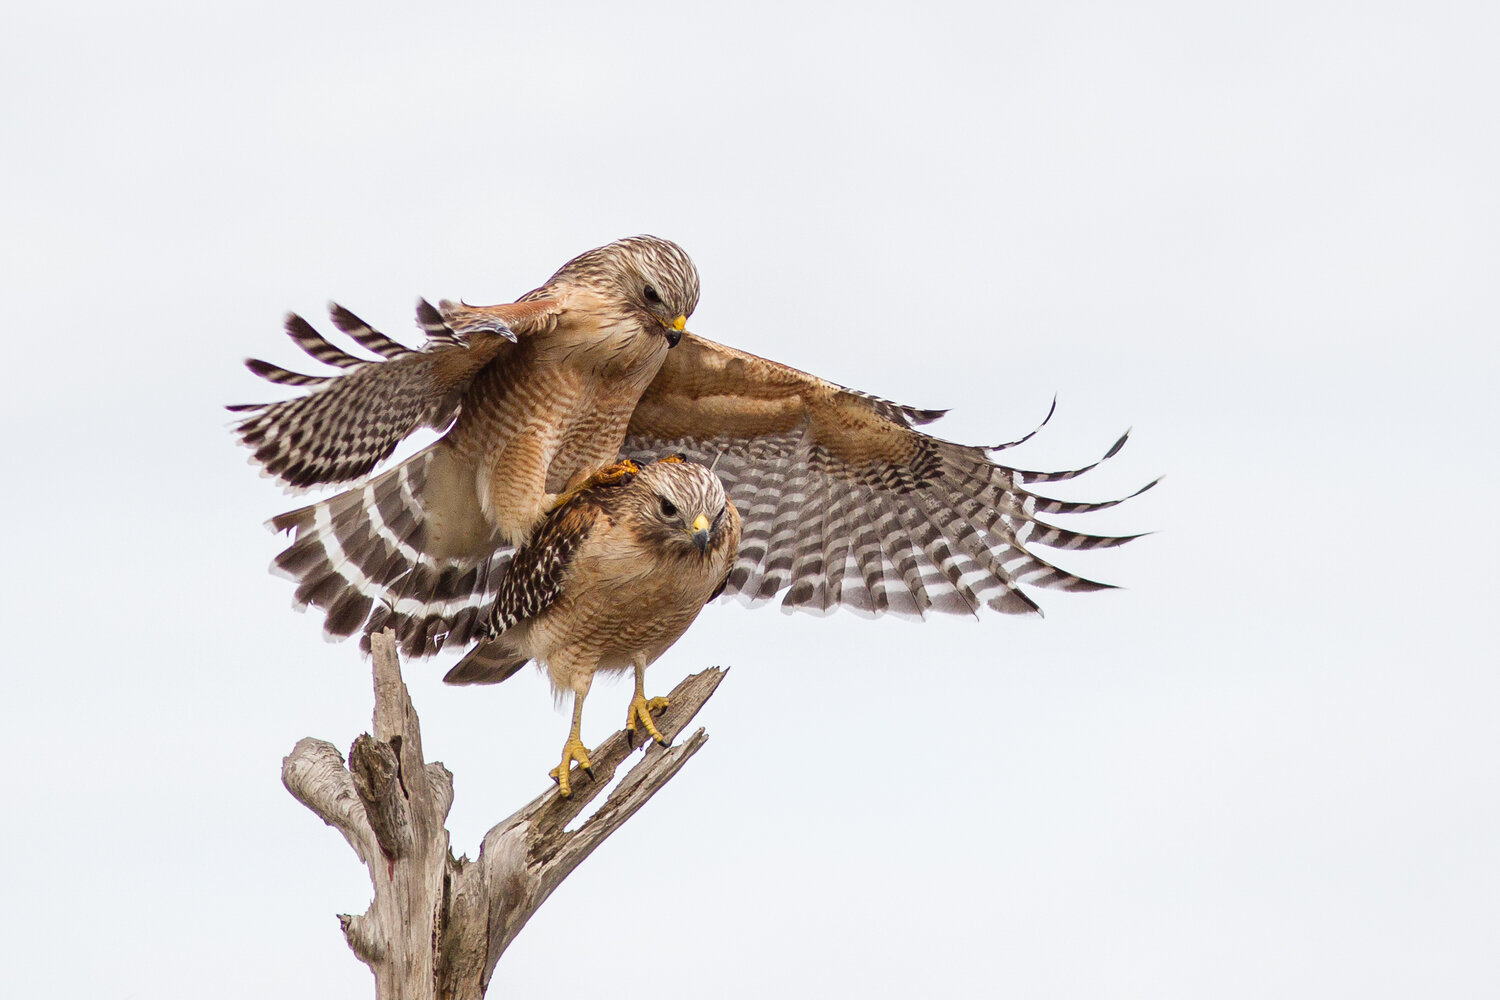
<box><xmin>235</xmin><ymin>235</ymin><xmax>1153</xmax><ymax>665</ymax></box>
<box><xmin>443</xmin><ymin>456</ymin><xmax>739</xmax><ymax>796</ymax></box>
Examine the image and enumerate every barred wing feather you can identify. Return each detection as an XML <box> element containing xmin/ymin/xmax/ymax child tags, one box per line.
<box><xmin>230</xmin><ymin>301</ymin><xmax>513</xmax><ymax>490</ymax></box>
<box><xmin>623</xmin><ymin>333</ymin><xmax>1155</xmax><ymax>618</ymax></box>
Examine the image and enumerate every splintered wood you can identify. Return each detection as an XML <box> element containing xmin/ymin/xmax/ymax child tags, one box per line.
<box><xmin>282</xmin><ymin>629</ymin><xmax>725</xmax><ymax>1000</ymax></box>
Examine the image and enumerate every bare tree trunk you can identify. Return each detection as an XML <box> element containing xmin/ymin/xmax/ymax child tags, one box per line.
<box><xmin>282</xmin><ymin>629</ymin><xmax>726</xmax><ymax>999</ymax></box>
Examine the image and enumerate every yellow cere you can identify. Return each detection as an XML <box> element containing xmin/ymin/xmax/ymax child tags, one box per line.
<box><xmin>691</xmin><ymin>514</ymin><xmax>710</xmax><ymax>532</ymax></box>
<box><xmin>670</xmin><ymin>315</ymin><xmax>686</xmax><ymax>332</ymax></box>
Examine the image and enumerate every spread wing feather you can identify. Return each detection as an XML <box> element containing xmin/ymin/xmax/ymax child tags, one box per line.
<box><xmin>623</xmin><ymin>333</ymin><xmax>1154</xmax><ymax>618</ymax></box>
<box><xmin>231</xmin><ymin>297</ymin><xmax>564</xmax><ymax>490</ymax></box>
<box><xmin>328</xmin><ymin>303</ymin><xmax>425</xmax><ymax>359</ymax></box>
<box><xmin>231</xmin><ymin>303</ymin><xmax>512</xmax><ymax>489</ymax></box>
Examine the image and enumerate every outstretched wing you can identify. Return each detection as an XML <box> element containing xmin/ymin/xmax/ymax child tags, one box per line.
<box><xmin>622</xmin><ymin>334</ymin><xmax>1156</xmax><ymax>618</ymax></box>
<box><xmin>230</xmin><ymin>298</ymin><xmax>559</xmax><ymax>489</ymax></box>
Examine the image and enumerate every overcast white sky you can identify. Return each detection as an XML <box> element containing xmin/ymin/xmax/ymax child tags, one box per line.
<box><xmin>3</xmin><ymin>2</ymin><xmax>1497</xmax><ymax>997</ymax></box>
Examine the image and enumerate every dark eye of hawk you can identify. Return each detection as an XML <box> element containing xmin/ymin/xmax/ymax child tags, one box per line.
<box><xmin>659</xmin><ymin>497</ymin><xmax>677</xmax><ymax>518</ymax></box>
<box><xmin>643</xmin><ymin>284</ymin><xmax>662</xmax><ymax>306</ymax></box>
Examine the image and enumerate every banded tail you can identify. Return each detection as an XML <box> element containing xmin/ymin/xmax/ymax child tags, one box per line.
<box><xmin>269</xmin><ymin>444</ymin><xmax>514</xmax><ymax>658</ymax></box>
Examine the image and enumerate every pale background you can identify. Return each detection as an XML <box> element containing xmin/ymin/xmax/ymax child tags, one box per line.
<box><xmin>3</xmin><ymin>2</ymin><xmax>1496</xmax><ymax>997</ymax></box>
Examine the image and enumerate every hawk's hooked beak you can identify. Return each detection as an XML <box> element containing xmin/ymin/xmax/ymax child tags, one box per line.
<box><xmin>689</xmin><ymin>513</ymin><xmax>710</xmax><ymax>553</ymax></box>
<box><xmin>663</xmin><ymin>314</ymin><xmax>686</xmax><ymax>348</ymax></box>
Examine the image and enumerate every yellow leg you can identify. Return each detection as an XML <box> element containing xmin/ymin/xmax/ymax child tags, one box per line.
<box><xmin>624</xmin><ymin>659</ymin><xmax>670</xmax><ymax>748</ymax></box>
<box><xmin>549</xmin><ymin>692</ymin><xmax>594</xmax><ymax>798</ymax></box>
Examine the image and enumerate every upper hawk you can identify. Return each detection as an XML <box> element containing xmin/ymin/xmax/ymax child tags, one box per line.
<box><xmin>232</xmin><ymin>235</ymin><xmax>1155</xmax><ymax>658</ymax></box>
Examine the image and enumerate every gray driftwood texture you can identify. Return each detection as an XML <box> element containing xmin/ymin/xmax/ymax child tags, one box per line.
<box><xmin>282</xmin><ymin>629</ymin><xmax>726</xmax><ymax>999</ymax></box>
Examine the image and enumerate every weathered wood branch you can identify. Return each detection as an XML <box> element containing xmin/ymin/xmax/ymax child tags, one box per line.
<box><xmin>282</xmin><ymin>629</ymin><xmax>726</xmax><ymax>1000</ymax></box>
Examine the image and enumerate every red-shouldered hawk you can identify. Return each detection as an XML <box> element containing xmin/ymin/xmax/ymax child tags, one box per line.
<box><xmin>444</xmin><ymin>456</ymin><xmax>740</xmax><ymax>797</ymax></box>
<box><xmin>233</xmin><ymin>235</ymin><xmax>1153</xmax><ymax>662</ymax></box>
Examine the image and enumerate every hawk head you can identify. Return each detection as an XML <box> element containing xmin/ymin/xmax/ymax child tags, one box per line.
<box><xmin>552</xmin><ymin>235</ymin><xmax>701</xmax><ymax>347</ymax></box>
<box><xmin>628</xmin><ymin>459</ymin><xmax>736</xmax><ymax>557</ymax></box>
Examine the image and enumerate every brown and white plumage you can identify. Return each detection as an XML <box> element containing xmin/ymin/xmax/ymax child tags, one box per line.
<box><xmin>235</xmin><ymin>235</ymin><xmax>1153</xmax><ymax>661</ymax></box>
<box><xmin>442</xmin><ymin>457</ymin><xmax>739</xmax><ymax>795</ymax></box>
<box><xmin>444</xmin><ymin>457</ymin><xmax>739</xmax><ymax>690</ymax></box>
<box><xmin>239</xmin><ymin>236</ymin><xmax>701</xmax><ymax>657</ymax></box>
<box><xmin>623</xmin><ymin>335</ymin><xmax>1158</xmax><ymax>618</ymax></box>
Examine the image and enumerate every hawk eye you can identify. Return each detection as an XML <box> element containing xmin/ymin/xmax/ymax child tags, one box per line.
<box><xmin>659</xmin><ymin>497</ymin><xmax>677</xmax><ymax>518</ymax></box>
<box><xmin>643</xmin><ymin>284</ymin><xmax>662</xmax><ymax>306</ymax></box>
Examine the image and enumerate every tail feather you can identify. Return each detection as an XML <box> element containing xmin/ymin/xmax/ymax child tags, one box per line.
<box><xmin>269</xmin><ymin>444</ymin><xmax>512</xmax><ymax>655</ymax></box>
<box><xmin>443</xmin><ymin>629</ymin><xmax>531</xmax><ymax>685</ymax></box>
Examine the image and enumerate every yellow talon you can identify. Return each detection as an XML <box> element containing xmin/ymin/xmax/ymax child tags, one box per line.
<box><xmin>590</xmin><ymin>458</ymin><xmax>639</xmax><ymax>484</ymax></box>
<box><xmin>625</xmin><ymin>692</ymin><xmax>670</xmax><ymax>747</ymax></box>
<box><xmin>551</xmin><ymin>459</ymin><xmax>640</xmax><ymax>510</ymax></box>
<box><xmin>549</xmin><ymin>734</ymin><xmax>594</xmax><ymax>798</ymax></box>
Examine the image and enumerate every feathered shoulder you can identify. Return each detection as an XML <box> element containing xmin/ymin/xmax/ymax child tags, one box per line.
<box><xmin>485</xmin><ymin>461</ymin><xmax>642</xmax><ymax>634</ymax></box>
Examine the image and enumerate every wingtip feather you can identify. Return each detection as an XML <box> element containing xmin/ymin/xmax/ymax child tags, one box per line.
<box><xmin>987</xmin><ymin>395</ymin><xmax>1060</xmax><ymax>452</ymax></box>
